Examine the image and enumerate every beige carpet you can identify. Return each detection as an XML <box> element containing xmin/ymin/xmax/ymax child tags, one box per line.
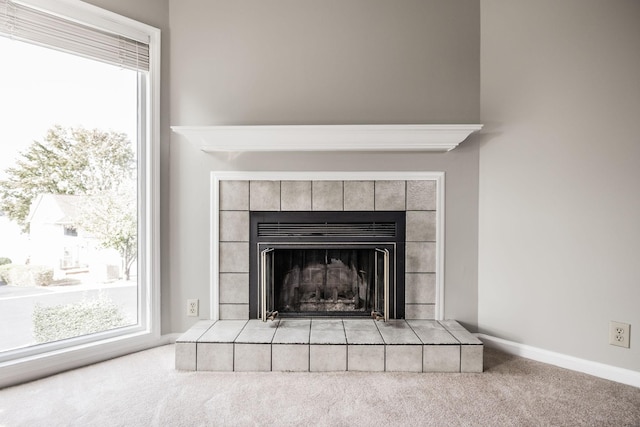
<box><xmin>0</xmin><ymin>345</ymin><xmax>638</xmax><ymax>427</ymax></box>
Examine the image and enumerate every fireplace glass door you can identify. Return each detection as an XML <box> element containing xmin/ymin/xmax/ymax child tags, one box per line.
<box><xmin>259</xmin><ymin>245</ymin><xmax>391</xmax><ymax>321</ymax></box>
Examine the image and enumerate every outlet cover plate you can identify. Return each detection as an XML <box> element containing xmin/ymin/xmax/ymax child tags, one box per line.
<box><xmin>609</xmin><ymin>321</ymin><xmax>630</xmax><ymax>348</ymax></box>
<box><xmin>187</xmin><ymin>299</ymin><xmax>199</xmax><ymax>317</ymax></box>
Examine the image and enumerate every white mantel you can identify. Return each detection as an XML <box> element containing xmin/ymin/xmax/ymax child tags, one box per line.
<box><xmin>171</xmin><ymin>124</ymin><xmax>483</xmax><ymax>152</ymax></box>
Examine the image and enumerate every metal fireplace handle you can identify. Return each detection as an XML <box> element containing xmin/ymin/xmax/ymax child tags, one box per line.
<box><xmin>260</xmin><ymin>248</ymin><xmax>275</xmax><ymax>322</ymax></box>
<box><xmin>375</xmin><ymin>248</ymin><xmax>390</xmax><ymax>322</ymax></box>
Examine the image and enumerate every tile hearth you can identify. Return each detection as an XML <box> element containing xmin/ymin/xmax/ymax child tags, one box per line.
<box><xmin>175</xmin><ymin>319</ymin><xmax>483</xmax><ymax>373</ymax></box>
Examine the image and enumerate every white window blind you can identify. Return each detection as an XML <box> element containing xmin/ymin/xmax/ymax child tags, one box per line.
<box><xmin>0</xmin><ymin>0</ymin><xmax>149</xmax><ymax>71</ymax></box>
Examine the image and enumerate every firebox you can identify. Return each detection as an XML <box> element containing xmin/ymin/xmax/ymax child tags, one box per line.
<box><xmin>249</xmin><ymin>211</ymin><xmax>405</xmax><ymax>321</ymax></box>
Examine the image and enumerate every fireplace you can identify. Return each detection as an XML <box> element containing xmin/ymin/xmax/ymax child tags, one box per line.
<box><xmin>249</xmin><ymin>211</ymin><xmax>405</xmax><ymax>321</ymax></box>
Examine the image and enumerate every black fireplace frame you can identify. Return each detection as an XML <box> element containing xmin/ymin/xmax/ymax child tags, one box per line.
<box><xmin>249</xmin><ymin>211</ymin><xmax>406</xmax><ymax>319</ymax></box>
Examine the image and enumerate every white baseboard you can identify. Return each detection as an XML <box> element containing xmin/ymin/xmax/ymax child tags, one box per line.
<box><xmin>476</xmin><ymin>334</ymin><xmax>640</xmax><ymax>389</ymax></box>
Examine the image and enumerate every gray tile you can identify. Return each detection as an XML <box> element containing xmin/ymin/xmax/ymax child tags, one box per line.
<box><xmin>220</xmin><ymin>180</ymin><xmax>249</xmax><ymax>211</ymax></box>
<box><xmin>310</xmin><ymin>319</ymin><xmax>346</xmax><ymax>344</ymax></box>
<box><xmin>219</xmin><ymin>273</ymin><xmax>249</xmax><ymax>304</ymax></box>
<box><xmin>405</xmin><ymin>242</ymin><xmax>436</xmax><ymax>273</ymax></box>
<box><xmin>198</xmin><ymin>320</ymin><xmax>247</xmax><ymax>343</ymax></box>
<box><xmin>406</xmin><ymin>211</ymin><xmax>436</xmax><ymax>242</ymax></box>
<box><xmin>310</xmin><ymin>345</ymin><xmax>346</xmax><ymax>371</ymax></box>
<box><xmin>196</xmin><ymin>343</ymin><xmax>234</xmax><ymax>371</ymax></box>
<box><xmin>219</xmin><ymin>211</ymin><xmax>249</xmax><ymax>242</ymax></box>
<box><xmin>407</xmin><ymin>320</ymin><xmax>458</xmax><ymax>344</ymax></box>
<box><xmin>175</xmin><ymin>342</ymin><xmax>196</xmax><ymax>370</ymax></box>
<box><xmin>461</xmin><ymin>345</ymin><xmax>483</xmax><ymax>373</ymax></box>
<box><xmin>219</xmin><ymin>242</ymin><xmax>249</xmax><ymax>273</ymax></box>
<box><xmin>375</xmin><ymin>180</ymin><xmax>406</xmax><ymax>211</ymax></box>
<box><xmin>343</xmin><ymin>181</ymin><xmax>374</xmax><ymax>211</ymax></box>
<box><xmin>272</xmin><ymin>344</ymin><xmax>309</xmax><ymax>371</ymax></box>
<box><xmin>234</xmin><ymin>343</ymin><xmax>271</xmax><ymax>371</ymax></box>
<box><xmin>439</xmin><ymin>320</ymin><xmax>483</xmax><ymax>345</ymax></box>
<box><xmin>273</xmin><ymin>319</ymin><xmax>311</xmax><ymax>344</ymax></box>
<box><xmin>343</xmin><ymin>319</ymin><xmax>384</xmax><ymax>344</ymax></box>
<box><xmin>348</xmin><ymin>345</ymin><xmax>385</xmax><ymax>372</ymax></box>
<box><xmin>385</xmin><ymin>345</ymin><xmax>422</xmax><ymax>372</ymax></box>
<box><xmin>312</xmin><ymin>181</ymin><xmax>343</xmax><ymax>211</ymax></box>
<box><xmin>406</xmin><ymin>180</ymin><xmax>436</xmax><ymax>211</ymax></box>
<box><xmin>250</xmin><ymin>181</ymin><xmax>281</xmax><ymax>211</ymax></box>
<box><xmin>176</xmin><ymin>320</ymin><xmax>216</xmax><ymax>342</ymax></box>
<box><xmin>219</xmin><ymin>304</ymin><xmax>249</xmax><ymax>320</ymax></box>
<box><xmin>405</xmin><ymin>304</ymin><xmax>436</xmax><ymax>320</ymax></box>
<box><xmin>423</xmin><ymin>345</ymin><xmax>460</xmax><ymax>373</ymax></box>
<box><xmin>235</xmin><ymin>319</ymin><xmax>279</xmax><ymax>343</ymax></box>
<box><xmin>375</xmin><ymin>320</ymin><xmax>421</xmax><ymax>345</ymax></box>
<box><xmin>281</xmin><ymin>181</ymin><xmax>311</xmax><ymax>211</ymax></box>
<box><xmin>405</xmin><ymin>273</ymin><xmax>436</xmax><ymax>304</ymax></box>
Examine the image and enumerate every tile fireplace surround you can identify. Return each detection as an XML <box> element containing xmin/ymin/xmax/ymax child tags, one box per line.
<box><xmin>174</xmin><ymin>171</ymin><xmax>484</xmax><ymax>373</ymax></box>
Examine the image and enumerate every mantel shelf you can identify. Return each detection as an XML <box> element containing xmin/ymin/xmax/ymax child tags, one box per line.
<box><xmin>171</xmin><ymin>124</ymin><xmax>483</xmax><ymax>153</ymax></box>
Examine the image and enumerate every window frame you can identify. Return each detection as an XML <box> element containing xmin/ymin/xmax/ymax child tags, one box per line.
<box><xmin>0</xmin><ymin>0</ymin><xmax>161</xmax><ymax>388</ymax></box>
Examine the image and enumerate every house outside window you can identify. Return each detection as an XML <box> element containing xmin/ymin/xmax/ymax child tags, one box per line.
<box><xmin>0</xmin><ymin>0</ymin><xmax>160</xmax><ymax>386</ymax></box>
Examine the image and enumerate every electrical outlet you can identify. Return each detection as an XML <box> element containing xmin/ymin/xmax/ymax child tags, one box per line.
<box><xmin>187</xmin><ymin>299</ymin><xmax>199</xmax><ymax>317</ymax></box>
<box><xmin>609</xmin><ymin>321</ymin><xmax>630</xmax><ymax>348</ymax></box>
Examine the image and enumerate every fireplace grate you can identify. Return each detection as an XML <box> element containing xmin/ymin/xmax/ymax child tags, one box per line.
<box><xmin>257</xmin><ymin>222</ymin><xmax>397</xmax><ymax>238</ymax></box>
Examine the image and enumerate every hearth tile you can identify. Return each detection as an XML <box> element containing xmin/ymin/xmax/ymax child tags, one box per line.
<box><xmin>310</xmin><ymin>345</ymin><xmax>347</xmax><ymax>372</ymax></box>
<box><xmin>220</xmin><ymin>180</ymin><xmax>249</xmax><ymax>211</ymax></box>
<box><xmin>196</xmin><ymin>343</ymin><xmax>234</xmax><ymax>371</ymax></box>
<box><xmin>176</xmin><ymin>320</ymin><xmax>216</xmax><ymax>342</ymax></box>
<box><xmin>405</xmin><ymin>242</ymin><xmax>436</xmax><ymax>273</ymax></box>
<box><xmin>348</xmin><ymin>345</ymin><xmax>385</xmax><ymax>372</ymax></box>
<box><xmin>198</xmin><ymin>320</ymin><xmax>247</xmax><ymax>343</ymax></box>
<box><xmin>234</xmin><ymin>343</ymin><xmax>271</xmax><ymax>371</ymax></box>
<box><xmin>312</xmin><ymin>181</ymin><xmax>343</xmax><ymax>211</ymax></box>
<box><xmin>423</xmin><ymin>345</ymin><xmax>461</xmax><ymax>372</ymax></box>
<box><xmin>219</xmin><ymin>304</ymin><xmax>249</xmax><ymax>320</ymax></box>
<box><xmin>406</xmin><ymin>180</ymin><xmax>436</xmax><ymax>211</ymax></box>
<box><xmin>439</xmin><ymin>320</ymin><xmax>483</xmax><ymax>345</ymax></box>
<box><xmin>219</xmin><ymin>242</ymin><xmax>249</xmax><ymax>273</ymax></box>
<box><xmin>310</xmin><ymin>319</ymin><xmax>346</xmax><ymax>344</ymax></box>
<box><xmin>405</xmin><ymin>273</ymin><xmax>436</xmax><ymax>305</ymax></box>
<box><xmin>273</xmin><ymin>319</ymin><xmax>311</xmax><ymax>344</ymax></box>
<box><xmin>272</xmin><ymin>344</ymin><xmax>309</xmax><ymax>371</ymax></box>
<box><xmin>219</xmin><ymin>273</ymin><xmax>249</xmax><ymax>304</ymax></box>
<box><xmin>406</xmin><ymin>211</ymin><xmax>436</xmax><ymax>242</ymax></box>
<box><xmin>404</xmin><ymin>304</ymin><xmax>436</xmax><ymax>320</ymax></box>
<box><xmin>175</xmin><ymin>342</ymin><xmax>196</xmax><ymax>371</ymax></box>
<box><xmin>385</xmin><ymin>345</ymin><xmax>422</xmax><ymax>372</ymax></box>
<box><xmin>461</xmin><ymin>345</ymin><xmax>483</xmax><ymax>373</ymax></box>
<box><xmin>374</xmin><ymin>180</ymin><xmax>406</xmax><ymax>211</ymax></box>
<box><xmin>219</xmin><ymin>211</ymin><xmax>249</xmax><ymax>242</ymax></box>
<box><xmin>343</xmin><ymin>319</ymin><xmax>384</xmax><ymax>344</ymax></box>
<box><xmin>343</xmin><ymin>180</ymin><xmax>374</xmax><ymax>211</ymax></box>
<box><xmin>408</xmin><ymin>320</ymin><xmax>458</xmax><ymax>344</ymax></box>
<box><xmin>281</xmin><ymin>181</ymin><xmax>312</xmax><ymax>211</ymax></box>
<box><xmin>235</xmin><ymin>319</ymin><xmax>279</xmax><ymax>343</ymax></box>
<box><xmin>375</xmin><ymin>320</ymin><xmax>421</xmax><ymax>345</ymax></box>
<box><xmin>250</xmin><ymin>180</ymin><xmax>281</xmax><ymax>211</ymax></box>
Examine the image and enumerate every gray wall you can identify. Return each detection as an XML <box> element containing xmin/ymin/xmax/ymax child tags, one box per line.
<box><xmin>168</xmin><ymin>0</ymin><xmax>481</xmax><ymax>333</ymax></box>
<box><xmin>479</xmin><ymin>0</ymin><xmax>640</xmax><ymax>371</ymax></box>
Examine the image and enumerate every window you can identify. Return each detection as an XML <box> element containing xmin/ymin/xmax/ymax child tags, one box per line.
<box><xmin>0</xmin><ymin>0</ymin><xmax>160</xmax><ymax>386</ymax></box>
